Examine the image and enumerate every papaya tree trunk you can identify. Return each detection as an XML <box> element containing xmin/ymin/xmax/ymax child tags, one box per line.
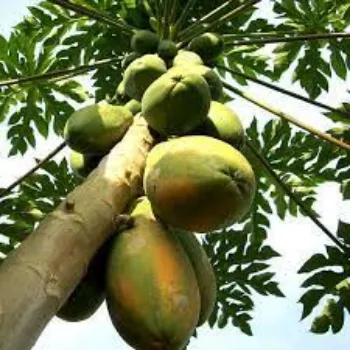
<box><xmin>0</xmin><ymin>117</ymin><xmax>154</xmax><ymax>350</ymax></box>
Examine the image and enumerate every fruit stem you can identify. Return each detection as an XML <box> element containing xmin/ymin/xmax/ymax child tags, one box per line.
<box><xmin>0</xmin><ymin>57</ymin><xmax>119</xmax><ymax>88</ymax></box>
<box><xmin>177</xmin><ymin>0</ymin><xmax>261</xmax><ymax>48</ymax></box>
<box><xmin>223</xmin><ymin>82</ymin><xmax>350</xmax><ymax>152</ymax></box>
<box><xmin>0</xmin><ymin>141</ymin><xmax>66</xmax><ymax>198</ymax></box>
<box><xmin>170</xmin><ymin>0</ymin><xmax>197</xmax><ymax>40</ymax></box>
<box><xmin>223</xmin><ymin>31</ymin><xmax>350</xmax><ymax>46</ymax></box>
<box><xmin>48</xmin><ymin>0</ymin><xmax>135</xmax><ymax>35</ymax></box>
<box><xmin>246</xmin><ymin>139</ymin><xmax>350</xmax><ymax>255</ymax></box>
<box><xmin>217</xmin><ymin>64</ymin><xmax>350</xmax><ymax>119</ymax></box>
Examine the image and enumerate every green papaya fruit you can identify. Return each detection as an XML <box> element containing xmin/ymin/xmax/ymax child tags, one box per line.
<box><xmin>188</xmin><ymin>32</ymin><xmax>224</xmax><ymax>62</ymax></box>
<box><xmin>64</xmin><ymin>103</ymin><xmax>133</xmax><ymax>155</ymax></box>
<box><xmin>158</xmin><ymin>39</ymin><xmax>178</xmax><ymax>60</ymax></box>
<box><xmin>57</xmin><ymin>242</ymin><xmax>110</xmax><ymax>322</ymax></box>
<box><xmin>142</xmin><ymin>69</ymin><xmax>211</xmax><ymax>135</ymax></box>
<box><xmin>131</xmin><ymin>30</ymin><xmax>159</xmax><ymax>55</ymax></box>
<box><xmin>193</xmin><ymin>101</ymin><xmax>245</xmax><ymax>149</ymax></box>
<box><xmin>124</xmin><ymin>54</ymin><xmax>167</xmax><ymax>101</ymax></box>
<box><xmin>168</xmin><ymin>65</ymin><xmax>222</xmax><ymax>100</ymax></box>
<box><xmin>174</xmin><ymin>229</ymin><xmax>217</xmax><ymax>326</ymax></box>
<box><xmin>173</xmin><ymin>50</ymin><xmax>203</xmax><ymax>66</ymax></box>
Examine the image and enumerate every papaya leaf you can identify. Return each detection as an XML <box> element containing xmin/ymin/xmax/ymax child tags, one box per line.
<box><xmin>337</xmin><ymin>221</ymin><xmax>350</xmax><ymax>246</ymax></box>
<box><xmin>335</xmin><ymin>179</ymin><xmax>350</xmax><ymax>246</ymax></box>
<box><xmin>311</xmin><ymin>314</ymin><xmax>331</xmax><ymax>334</ymax></box>
<box><xmin>298</xmin><ymin>254</ymin><xmax>331</xmax><ymax>273</ymax></box>
<box><xmin>0</xmin><ymin>30</ymin><xmax>88</xmax><ymax>155</ymax></box>
<box><xmin>310</xmin><ymin>298</ymin><xmax>345</xmax><ymax>334</ymax></box>
<box><xmin>299</xmin><ymin>240</ymin><xmax>350</xmax><ymax>334</ymax></box>
<box><xmin>301</xmin><ymin>270</ymin><xmax>347</xmax><ymax>289</ymax></box>
<box><xmin>327</xmin><ymin>299</ymin><xmax>345</xmax><ymax>334</ymax></box>
<box><xmin>272</xmin><ymin>0</ymin><xmax>350</xmax><ymax>97</ymax></box>
<box><xmin>203</xmin><ymin>199</ymin><xmax>283</xmax><ymax>334</ymax></box>
<box><xmin>324</xmin><ymin>102</ymin><xmax>350</xmax><ymax>125</ymax></box>
<box><xmin>299</xmin><ymin>288</ymin><xmax>326</xmax><ymax>320</ymax></box>
<box><xmin>242</xmin><ymin>116</ymin><xmax>350</xmax><ymax>334</ymax></box>
<box><xmin>232</xmin><ymin>314</ymin><xmax>253</xmax><ymax>336</ymax></box>
<box><xmin>330</xmin><ymin>49</ymin><xmax>347</xmax><ymax>80</ymax></box>
<box><xmin>0</xmin><ymin>159</ymin><xmax>79</xmax><ymax>248</ymax></box>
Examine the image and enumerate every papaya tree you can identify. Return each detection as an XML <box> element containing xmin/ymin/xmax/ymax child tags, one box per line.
<box><xmin>0</xmin><ymin>0</ymin><xmax>350</xmax><ymax>349</ymax></box>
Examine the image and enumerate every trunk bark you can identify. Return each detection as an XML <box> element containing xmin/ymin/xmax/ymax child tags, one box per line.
<box><xmin>0</xmin><ymin>117</ymin><xmax>154</xmax><ymax>350</ymax></box>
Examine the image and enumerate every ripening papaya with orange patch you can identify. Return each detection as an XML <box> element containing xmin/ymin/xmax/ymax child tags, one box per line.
<box><xmin>144</xmin><ymin>136</ymin><xmax>256</xmax><ymax>233</ymax></box>
<box><xmin>105</xmin><ymin>197</ymin><xmax>200</xmax><ymax>350</ymax></box>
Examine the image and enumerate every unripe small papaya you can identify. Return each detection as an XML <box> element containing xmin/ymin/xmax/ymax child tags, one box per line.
<box><xmin>193</xmin><ymin>101</ymin><xmax>245</xmax><ymax>149</ymax></box>
<box><xmin>131</xmin><ymin>30</ymin><xmax>159</xmax><ymax>54</ymax></box>
<box><xmin>188</xmin><ymin>32</ymin><xmax>224</xmax><ymax>62</ymax></box>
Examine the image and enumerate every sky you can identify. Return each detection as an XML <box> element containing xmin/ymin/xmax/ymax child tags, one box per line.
<box><xmin>1</xmin><ymin>1</ymin><xmax>350</xmax><ymax>350</ymax></box>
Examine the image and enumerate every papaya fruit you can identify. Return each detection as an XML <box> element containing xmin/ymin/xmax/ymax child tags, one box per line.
<box><xmin>131</xmin><ymin>30</ymin><xmax>159</xmax><ymax>55</ymax></box>
<box><xmin>194</xmin><ymin>101</ymin><xmax>245</xmax><ymax>149</ymax></box>
<box><xmin>168</xmin><ymin>65</ymin><xmax>222</xmax><ymax>101</ymax></box>
<box><xmin>64</xmin><ymin>103</ymin><xmax>133</xmax><ymax>155</ymax></box>
<box><xmin>142</xmin><ymin>69</ymin><xmax>211</xmax><ymax>135</ymax></box>
<box><xmin>188</xmin><ymin>32</ymin><xmax>224</xmax><ymax>62</ymax></box>
<box><xmin>172</xmin><ymin>50</ymin><xmax>203</xmax><ymax>66</ymax></box>
<box><xmin>144</xmin><ymin>136</ymin><xmax>256</xmax><ymax>232</ymax></box>
<box><xmin>57</xmin><ymin>242</ymin><xmax>109</xmax><ymax>322</ymax></box>
<box><xmin>158</xmin><ymin>39</ymin><xmax>178</xmax><ymax>60</ymax></box>
<box><xmin>106</xmin><ymin>197</ymin><xmax>200</xmax><ymax>350</ymax></box>
<box><xmin>124</xmin><ymin>54</ymin><xmax>167</xmax><ymax>101</ymax></box>
<box><xmin>125</xmin><ymin>99</ymin><xmax>142</xmax><ymax>115</ymax></box>
<box><xmin>69</xmin><ymin>150</ymin><xmax>102</xmax><ymax>178</ymax></box>
<box><xmin>174</xmin><ymin>229</ymin><xmax>217</xmax><ymax>326</ymax></box>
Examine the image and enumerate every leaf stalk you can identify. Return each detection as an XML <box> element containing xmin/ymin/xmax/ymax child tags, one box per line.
<box><xmin>48</xmin><ymin>0</ymin><xmax>135</xmax><ymax>35</ymax></box>
<box><xmin>246</xmin><ymin>139</ymin><xmax>349</xmax><ymax>254</ymax></box>
<box><xmin>222</xmin><ymin>82</ymin><xmax>350</xmax><ymax>152</ymax></box>
<box><xmin>0</xmin><ymin>141</ymin><xmax>66</xmax><ymax>199</ymax></box>
<box><xmin>223</xmin><ymin>32</ymin><xmax>350</xmax><ymax>46</ymax></box>
<box><xmin>177</xmin><ymin>0</ymin><xmax>261</xmax><ymax>48</ymax></box>
<box><xmin>0</xmin><ymin>58</ymin><xmax>119</xmax><ymax>88</ymax></box>
<box><xmin>217</xmin><ymin>64</ymin><xmax>350</xmax><ymax>119</ymax></box>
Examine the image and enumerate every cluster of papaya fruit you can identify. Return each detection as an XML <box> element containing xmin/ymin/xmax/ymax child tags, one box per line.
<box><xmin>60</xmin><ymin>29</ymin><xmax>256</xmax><ymax>349</ymax></box>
